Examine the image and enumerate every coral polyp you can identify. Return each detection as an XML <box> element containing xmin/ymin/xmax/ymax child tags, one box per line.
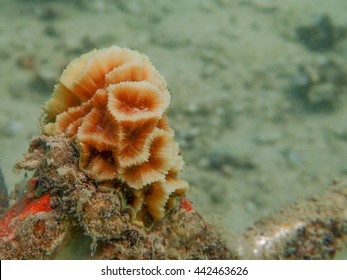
<box><xmin>43</xmin><ymin>45</ymin><xmax>188</xmax><ymax>224</ymax></box>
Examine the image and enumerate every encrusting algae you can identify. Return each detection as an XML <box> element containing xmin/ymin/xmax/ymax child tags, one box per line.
<box><xmin>43</xmin><ymin>45</ymin><xmax>188</xmax><ymax>226</ymax></box>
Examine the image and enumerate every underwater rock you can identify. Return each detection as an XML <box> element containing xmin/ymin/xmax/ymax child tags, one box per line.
<box><xmin>296</xmin><ymin>14</ymin><xmax>347</xmax><ymax>51</ymax></box>
<box><xmin>306</xmin><ymin>83</ymin><xmax>337</xmax><ymax>106</ymax></box>
<box><xmin>30</xmin><ymin>70</ymin><xmax>57</xmax><ymax>96</ymax></box>
<box><xmin>17</xmin><ymin>54</ymin><xmax>36</xmax><ymax>70</ymax></box>
<box><xmin>9</xmin><ymin>134</ymin><xmax>235</xmax><ymax>260</ymax></box>
<box><xmin>0</xmin><ymin>193</ymin><xmax>68</xmax><ymax>260</ymax></box>
<box><xmin>207</xmin><ymin>149</ymin><xmax>255</xmax><ymax>172</ymax></box>
<box><xmin>290</xmin><ymin>57</ymin><xmax>347</xmax><ymax>111</ymax></box>
<box><xmin>39</xmin><ymin>4</ymin><xmax>61</xmax><ymax>21</ymax></box>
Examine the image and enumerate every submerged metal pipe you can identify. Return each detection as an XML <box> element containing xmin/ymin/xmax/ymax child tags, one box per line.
<box><xmin>239</xmin><ymin>179</ymin><xmax>347</xmax><ymax>259</ymax></box>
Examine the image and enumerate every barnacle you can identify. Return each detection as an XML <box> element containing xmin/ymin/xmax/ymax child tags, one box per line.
<box><xmin>43</xmin><ymin>45</ymin><xmax>188</xmax><ymax>225</ymax></box>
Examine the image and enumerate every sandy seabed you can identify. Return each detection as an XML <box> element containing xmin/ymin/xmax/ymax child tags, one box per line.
<box><xmin>1</xmin><ymin>0</ymin><xmax>347</xmax><ymax>257</ymax></box>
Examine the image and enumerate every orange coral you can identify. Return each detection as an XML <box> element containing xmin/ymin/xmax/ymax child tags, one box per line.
<box><xmin>43</xmin><ymin>45</ymin><xmax>188</xmax><ymax>225</ymax></box>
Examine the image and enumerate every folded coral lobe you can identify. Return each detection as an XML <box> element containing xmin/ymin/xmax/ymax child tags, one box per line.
<box><xmin>42</xmin><ymin>45</ymin><xmax>189</xmax><ymax>224</ymax></box>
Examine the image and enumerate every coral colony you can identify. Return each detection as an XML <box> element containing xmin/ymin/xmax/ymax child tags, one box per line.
<box><xmin>0</xmin><ymin>46</ymin><xmax>232</xmax><ymax>260</ymax></box>
<box><xmin>43</xmin><ymin>46</ymin><xmax>188</xmax><ymax>225</ymax></box>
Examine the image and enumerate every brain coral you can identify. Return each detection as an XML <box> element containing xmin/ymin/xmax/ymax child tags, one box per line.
<box><xmin>43</xmin><ymin>45</ymin><xmax>188</xmax><ymax>225</ymax></box>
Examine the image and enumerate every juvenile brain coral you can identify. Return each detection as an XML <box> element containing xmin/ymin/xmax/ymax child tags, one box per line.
<box><xmin>43</xmin><ymin>45</ymin><xmax>188</xmax><ymax>225</ymax></box>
